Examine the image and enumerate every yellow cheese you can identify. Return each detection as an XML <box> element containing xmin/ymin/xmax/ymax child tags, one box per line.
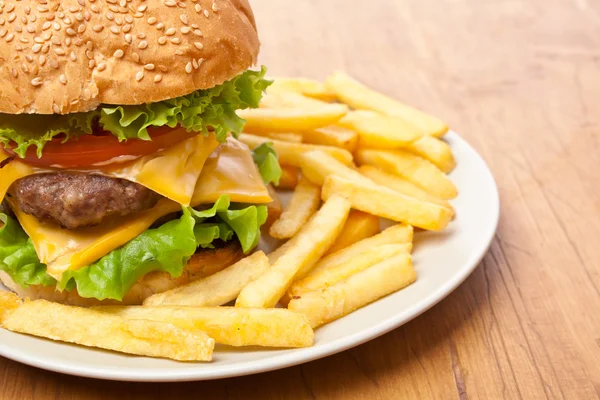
<box><xmin>1</xmin><ymin>137</ymin><xmax>272</xmax><ymax>279</ymax></box>
<box><xmin>0</xmin><ymin>134</ymin><xmax>219</xmax><ymax>206</ymax></box>
<box><xmin>192</xmin><ymin>137</ymin><xmax>273</xmax><ymax>205</ymax></box>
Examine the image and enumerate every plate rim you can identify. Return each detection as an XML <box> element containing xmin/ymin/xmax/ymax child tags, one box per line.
<box><xmin>0</xmin><ymin>130</ymin><xmax>500</xmax><ymax>382</ymax></box>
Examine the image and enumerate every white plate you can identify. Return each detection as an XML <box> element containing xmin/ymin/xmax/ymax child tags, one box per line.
<box><xmin>0</xmin><ymin>131</ymin><xmax>499</xmax><ymax>382</ymax></box>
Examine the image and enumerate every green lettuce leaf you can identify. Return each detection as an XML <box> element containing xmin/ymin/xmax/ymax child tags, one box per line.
<box><xmin>0</xmin><ymin>68</ymin><xmax>271</xmax><ymax>158</ymax></box>
<box><xmin>252</xmin><ymin>142</ymin><xmax>282</xmax><ymax>185</ymax></box>
<box><xmin>0</xmin><ymin>195</ymin><xmax>267</xmax><ymax>301</ymax></box>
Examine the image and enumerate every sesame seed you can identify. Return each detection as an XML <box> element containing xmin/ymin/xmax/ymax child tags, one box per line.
<box><xmin>25</xmin><ymin>55</ymin><xmax>33</xmax><ymax>62</ymax></box>
<box><xmin>106</xmin><ymin>12</ymin><xmax>114</xmax><ymax>20</ymax></box>
<box><xmin>92</xmin><ymin>25</ymin><xmax>103</xmax><ymax>32</ymax></box>
<box><xmin>11</xmin><ymin>68</ymin><xmax>18</xmax><ymax>78</ymax></box>
<box><xmin>195</xmin><ymin>4</ymin><xmax>201</xmax><ymax>13</ymax></box>
<box><xmin>165</xmin><ymin>0</ymin><xmax>176</xmax><ymax>6</ymax></box>
<box><xmin>51</xmin><ymin>35</ymin><xmax>61</xmax><ymax>45</ymax></box>
<box><xmin>15</xmin><ymin>44</ymin><xmax>22</xmax><ymax>51</ymax></box>
<box><xmin>38</xmin><ymin>6</ymin><xmax>49</xmax><ymax>12</ymax></box>
<box><xmin>59</xmin><ymin>74</ymin><xmax>67</xmax><ymax>84</ymax></box>
<box><xmin>65</xmin><ymin>38</ymin><xmax>72</xmax><ymax>46</ymax></box>
<box><xmin>97</xmin><ymin>62</ymin><xmax>106</xmax><ymax>71</ymax></box>
<box><xmin>91</xmin><ymin>4</ymin><xmax>99</xmax><ymax>13</ymax></box>
<box><xmin>180</xmin><ymin>14</ymin><xmax>188</xmax><ymax>25</ymax></box>
<box><xmin>43</xmin><ymin>31</ymin><xmax>52</xmax><ymax>40</ymax></box>
<box><xmin>131</xmin><ymin>52</ymin><xmax>140</xmax><ymax>62</ymax></box>
<box><xmin>174</xmin><ymin>49</ymin><xmax>183</xmax><ymax>55</ymax></box>
<box><xmin>119</xmin><ymin>0</ymin><xmax>126</xmax><ymax>6</ymax></box>
<box><xmin>31</xmin><ymin>77</ymin><xmax>42</xmax><ymax>86</ymax></box>
<box><xmin>197</xmin><ymin>57</ymin><xmax>204</xmax><ymax>66</ymax></box>
<box><xmin>158</xmin><ymin>64</ymin><xmax>167</xmax><ymax>72</ymax></box>
<box><xmin>135</xmin><ymin>71</ymin><xmax>144</xmax><ymax>81</ymax></box>
<box><xmin>138</xmin><ymin>4</ymin><xmax>147</xmax><ymax>12</ymax></box>
<box><xmin>70</xmin><ymin>51</ymin><xmax>77</xmax><ymax>61</ymax></box>
<box><xmin>137</xmin><ymin>32</ymin><xmax>146</xmax><ymax>39</ymax></box>
<box><xmin>138</xmin><ymin>40</ymin><xmax>147</xmax><ymax>49</ymax></box>
<box><xmin>110</xmin><ymin>26</ymin><xmax>119</xmax><ymax>34</ymax></box>
<box><xmin>46</xmin><ymin>15</ymin><xmax>55</xmax><ymax>21</ymax></box>
<box><xmin>193</xmin><ymin>29</ymin><xmax>203</xmax><ymax>37</ymax></box>
<box><xmin>125</xmin><ymin>15</ymin><xmax>133</xmax><ymax>23</ymax></box>
<box><xmin>180</xmin><ymin>26</ymin><xmax>190</xmax><ymax>34</ymax></box>
<box><xmin>0</xmin><ymin>18</ymin><xmax>4</xmax><ymax>26</ymax></box>
<box><xmin>144</xmin><ymin>63</ymin><xmax>154</xmax><ymax>70</ymax></box>
<box><xmin>85</xmin><ymin>49</ymin><xmax>93</xmax><ymax>58</ymax></box>
<box><xmin>114</xmin><ymin>49</ymin><xmax>124</xmax><ymax>58</ymax></box>
<box><xmin>25</xmin><ymin>6</ymin><xmax>31</xmax><ymax>14</ymax></box>
<box><xmin>191</xmin><ymin>24</ymin><xmax>199</xmax><ymax>29</ymax></box>
<box><xmin>88</xmin><ymin>59</ymin><xmax>95</xmax><ymax>68</ymax></box>
<box><xmin>53</xmin><ymin>104</ymin><xmax>60</xmax><ymax>113</ymax></box>
<box><xmin>165</xmin><ymin>27</ymin><xmax>175</xmax><ymax>36</ymax></box>
<box><xmin>54</xmin><ymin>48</ymin><xmax>65</xmax><ymax>55</ymax></box>
<box><xmin>57</xmin><ymin>12</ymin><xmax>66</xmax><ymax>19</ymax></box>
<box><xmin>5</xmin><ymin>3</ymin><xmax>14</xmax><ymax>12</ymax></box>
<box><xmin>87</xmin><ymin>41</ymin><xmax>93</xmax><ymax>50</ymax></box>
<box><xmin>154</xmin><ymin>74</ymin><xmax>162</xmax><ymax>83</ymax></box>
<box><xmin>19</xmin><ymin>38</ymin><xmax>29</xmax><ymax>44</ymax></box>
<box><xmin>106</xmin><ymin>0</ymin><xmax>116</xmax><ymax>4</ymax></box>
<box><xmin>84</xmin><ymin>11</ymin><xmax>91</xmax><ymax>21</ymax></box>
<box><xmin>185</xmin><ymin>62</ymin><xmax>192</xmax><ymax>73</ymax></box>
<box><xmin>122</xmin><ymin>24</ymin><xmax>131</xmax><ymax>32</ymax></box>
<box><xmin>193</xmin><ymin>41</ymin><xmax>203</xmax><ymax>50</ymax></box>
<box><xmin>0</xmin><ymin>29</ymin><xmax>5</xmax><ymax>38</ymax></box>
<box><xmin>42</xmin><ymin>44</ymin><xmax>49</xmax><ymax>53</ymax></box>
<box><xmin>30</xmin><ymin>15</ymin><xmax>37</xmax><ymax>22</ymax></box>
<box><xmin>156</xmin><ymin>22</ymin><xmax>164</xmax><ymax>30</ymax></box>
<box><xmin>14</xmin><ymin>25</ymin><xmax>22</xmax><ymax>33</ymax></box>
<box><xmin>134</xmin><ymin>12</ymin><xmax>144</xmax><ymax>18</ymax></box>
<box><xmin>204</xmin><ymin>10</ymin><xmax>209</xmax><ymax>17</ymax></box>
<box><xmin>178</xmin><ymin>2</ymin><xmax>185</xmax><ymax>8</ymax></box>
<box><xmin>7</xmin><ymin>13</ymin><xmax>15</xmax><ymax>22</ymax></box>
<box><xmin>22</xmin><ymin>63</ymin><xmax>29</xmax><ymax>73</ymax></box>
<box><xmin>77</xmin><ymin>0</ymin><xmax>85</xmax><ymax>6</ymax></box>
<box><xmin>76</xmin><ymin>13</ymin><xmax>84</xmax><ymax>22</ymax></box>
<box><xmin>147</xmin><ymin>17</ymin><xmax>157</xmax><ymax>25</ymax></box>
<box><xmin>50</xmin><ymin>59</ymin><xmax>59</xmax><ymax>69</ymax></box>
<box><xmin>5</xmin><ymin>33</ymin><xmax>13</xmax><ymax>42</ymax></box>
<box><xmin>78</xmin><ymin>25</ymin><xmax>86</xmax><ymax>33</ymax></box>
<box><xmin>125</xmin><ymin>33</ymin><xmax>132</xmax><ymax>43</ymax></box>
<box><xmin>115</xmin><ymin>17</ymin><xmax>122</xmax><ymax>26</ymax></box>
<box><xmin>158</xmin><ymin>36</ymin><xmax>166</xmax><ymax>44</ymax></box>
<box><xmin>26</xmin><ymin>26</ymin><xmax>35</xmax><ymax>33</ymax></box>
<box><xmin>32</xmin><ymin>43</ymin><xmax>42</xmax><ymax>52</ymax></box>
<box><xmin>212</xmin><ymin>2</ymin><xmax>219</xmax><ymax>12</ymax></box>
<box><xmin>66</xmin><ymin>28</ymin><xmax>76</xmax><ymax>36</ymax></box>
<box><xmin>64</xmin><ymin>17</ymin><xmax>72</xmax><ymax>25</ymax></box>
<box><xmin>192</xmin><ymin>58</ymin><xmax>198</xmax><ymax>69</ymax></box>
<box><xmin>34</xmin><ymin>37</ymin><xmax>44</xmax><ymax>43</ymax></box>
<box><xmin>38</xmin><ymin>55</ymin><xmax>46</xmax><ymax>65</ymax></box>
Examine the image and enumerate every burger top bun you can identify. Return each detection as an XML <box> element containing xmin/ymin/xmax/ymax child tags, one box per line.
<box><xmin>0</xmin><ymin>0</ymin><xmax>259</xmax><ymax>114</ymax></box>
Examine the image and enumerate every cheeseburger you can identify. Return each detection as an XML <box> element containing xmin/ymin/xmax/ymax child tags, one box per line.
<box><xmin>0</xmin><ymin>0</ymin><xmax>280</xmax><ymax>305</ymax></box>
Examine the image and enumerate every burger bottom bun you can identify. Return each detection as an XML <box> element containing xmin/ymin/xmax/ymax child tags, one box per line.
<box><xmin>0</xmin><ymin>242</ymin><xmax>244</xmax><ymax>307</ymax></box>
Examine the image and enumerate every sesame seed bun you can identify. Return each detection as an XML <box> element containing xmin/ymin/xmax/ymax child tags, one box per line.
<box><xmin>0</xmin><ymin>0</ymin><xmax>259</xmax><ymax>115</ymax></box>
<box><xmin>0</xmin><ymin>241</ymin><xmax>244</xmax><ymax>306</ymax></box>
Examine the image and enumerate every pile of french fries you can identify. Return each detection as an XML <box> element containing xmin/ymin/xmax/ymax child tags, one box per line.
<box><xmin>0</xmin><ymin>72</ymin><xmax>457</xmax><ymax>362</ymax></box>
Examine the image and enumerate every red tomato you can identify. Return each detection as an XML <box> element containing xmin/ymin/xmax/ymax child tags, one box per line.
<box><xmin>1</xmin><ymin>126</ymin><xmax>198</xmax><ymax>169</ymax></box>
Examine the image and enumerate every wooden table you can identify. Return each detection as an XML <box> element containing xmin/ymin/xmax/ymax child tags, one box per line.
<box><xmin>3</xmin><ymin>0</ymin><xmax>600</xmax><ymax>398</ymax></box>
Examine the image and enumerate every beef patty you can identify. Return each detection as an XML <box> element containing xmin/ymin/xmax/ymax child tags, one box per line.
<box><xmin>11</xmin><ymin>173</ymin><xmax>161</xmax><ymax>229</ymax></box>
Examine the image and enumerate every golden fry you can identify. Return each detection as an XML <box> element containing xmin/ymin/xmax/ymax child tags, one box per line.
<box><xmin>359</xmin><ymin>165</ymin><xmax>454</xmax><ymax>212</ymax></box>
<box><xmin>143</xmin><ymin>251</ymin><xmax>270</xmax><ymax>307</ymax></box>
<box><xmin>268</xmin><ymin>77</ymin><xmax>337</xmax><ymax>101</ymax></box>
<box><xmin>2</xmin><ymin>297</ymin><xmax>214</xmax><ymax>361</ymax></box>
<box><xmin>270</xmin><ymin>177</ymin><xmax>321</xmax><ymax>239</ymax></box>
<box><xmin>325</xmin><ymin>210</ymin><xmax>381</xmax><ymax>255</ymax></box>
<box><xmin>277</xmin><ymin>166</ymin><xmax>299</xmax><ymax>189</ymax></box>
<box><xmin>238</xmin><ymin>104</ymin><xmax>348</xmax><ymax>133</ymax></box>
<box><xmin>260</xmin><ymin>91</ymin><xmax>331</xmax><ymax>109</ymax></box>
<box><xmin>288</xmin><ymin>252</ymin><xmax>416</xmax><ymax>328</ymax></box>
<box><xmin>325</xmin><ymin>71</ymin><xmax>448</xmax><ymax>137</ymax></box>
<box><xmin>322</xmin><ymin>175</ymin><xmax>452</xmax><ymax>231</ymax></box>
<box><xmin>339</xmin><ymin>110</ymin><xmax>422</xmax><ymax>148</ymax></box>
<box><xmin>302</xmin><ymin>125</ymin><xmax>359</xmax><ymax>153</ymax></box>
<box><xmin>300</xmin><ymin>150</ymin><xmax>370</xmax><ymax>186</ymax></box>
<box><xmin>405</xmin><ymin>135</ymin><xmax>456</xmax><ymax>173</ymax></box>
<box><xmin>355</xmin><ymin>148</ymin><xmax>458</xmax><ymax>199</ymax></box>
<box><xmin>240</xmin><ymin>133</ymin><xmax>354</xmax><ymax>167</ymax></box>
<box><xmin>96</xmin><ymin>306</ymin><xmax>314</xmax><ymax>348</ymax></box>
<box><xmin>289</xmin><ymin>244</ymin><xmax>409</xmax><ymax>297</ymax></box>
<box><xmin>236</xmin><ymin>195</ymin><xmax>351</xmax><ymax>308</ymax></box>
<box><xmin>247</xmin><ymin>131</ymin><xmax>304</xmax><ymax>143</ymax></box>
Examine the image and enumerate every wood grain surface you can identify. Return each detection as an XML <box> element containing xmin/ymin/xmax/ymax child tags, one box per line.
<box><xmin>2</xmin><ymin>0</ymin><xmax>600</xmax><ymax>398</ymax></box>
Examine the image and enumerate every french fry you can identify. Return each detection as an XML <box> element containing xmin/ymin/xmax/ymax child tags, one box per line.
<box><xmin>325</xmin><ymin>210</ymin><xmax>380</xmax><ymax>255</ymax></box>
<box><xmin>268</xmin><ymin>77</ymin><xmax>337</xmax><ymax>101</ymax></box>
<box><xmin>322</xmin><ymin>175</ymin><xmax>452</xmax><ymax>231</ymax></box>
<box><xmin>289</xmin><ymin>244</ymin><xmax>410</xmax><ymax>298</ymax></box>
<box><xmin>325</xmin><ymin>71</ymin><xmax>448</xmax><ymax>137</ymax></box>
<box><xmin>143</xmin><ymin>251</ymin><xmax>270</xmax><ymax>307</ymax></box>
<box><xmin>300</xmin><ymin>149</ymin><xmax>371</xmax><ymax>186</ymax></box>
<box><xmin>270</xmin><ymin>177</ymin><xmax>321</xmax><ymax>239</ymax></box>
<box><xmin>241</xmin><ymin>133</ymin><xmax>354</xmax><ymax>167</ymax></box>
<box><xmin>248</xmin><ymin>131</ymin><xmax>304</xmax><ymax>143</ymax></box>
<box><xmin>265</xmin><ymin>185</ymin><xmax>283</xmax><ymax>229</ymax></box>
<box><xmin>260</xmin><ymin>91</ymin><xmax>331</xmax><ymax>109</ymax></box>
<box><xmin>405</xmin><ymin>135</ymin><xmax>456</xmax><ymax>173</ymax></box>
<box><xmin>236</xmin><ymin>195</ymin><xmax>351</xmax><ymax>308</ymax></box>
<box><xmin>307</xmin><ymin>223</ymin><xmax>413</xmax><ymax>278</ymax></box>
<box><xmin>96</xmin><ymin>306</ymin><xmax>314</xmax><ymax>348</ymax></box>
<box><xmin>277</xmin><ymin>166</ymin><xmax>299</xmax><ymax>189</ymax></box>
<box><xmin>359</xmin><ymin>165</ymin><xmax>454</xmax><ymax>212</ymax></box>
<box><xmin>1</xmin><ymin>294</ymin><xmax>214</xmax><ymax>361</ymax></box>
<box><xmin>302</xmin><ymin>125</ymin><xmax>359</xmax><ymax>153</ymax></box>
<box><xmin>237</xmin><ymin>104</ymin><xmax>348</xmax><ymax>133</ymax></box>
<box><xmin>355</xmin><ymin>148</ymin><xmax>458</xmax><ymax>199</ymax></box>
<box><xmin>288</xmin><ymin>252</ymin><xmax>416</xmax><ymax>328</ymax></box>
<box><xmin>338</xmin><ymin>110</ymin><xmax>422</xmax><ymax>148</ymax></box>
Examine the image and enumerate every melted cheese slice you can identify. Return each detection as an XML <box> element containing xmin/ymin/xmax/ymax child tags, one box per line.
<box><xmin>0</xmin><ymin>133</ymin><xmax>219</xmax><ymax>206</ymax></box>
<box><xmin>0</xmin><ymin>137</ymin><xmax>272</xmax><ymax>279</ymax></box>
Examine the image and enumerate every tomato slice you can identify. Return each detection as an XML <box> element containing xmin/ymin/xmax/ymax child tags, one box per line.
<box><xmin>1</xmin><ymin>126</ymin><xmax>198</xmax><ymax>169</ymax></box>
